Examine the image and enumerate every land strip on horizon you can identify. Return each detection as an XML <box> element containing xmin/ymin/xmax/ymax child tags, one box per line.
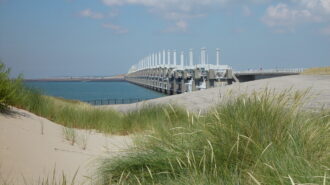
<box><xmin>24</xmin><ymin>74</ymin><xmax>126</xmax><ymax>82</ymax></box>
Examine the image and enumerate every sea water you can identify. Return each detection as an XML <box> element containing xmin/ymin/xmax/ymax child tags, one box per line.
<box><xmin>24</xmin><ymin>81</ymin><xmax>164</xmax><ymax>102</ymax></box>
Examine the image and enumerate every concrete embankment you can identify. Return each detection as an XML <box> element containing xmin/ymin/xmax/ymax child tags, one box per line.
<box><xmin>105</xmin><ymin>75</ymin><xmax>330</xmax><ymax>113</ymax></box>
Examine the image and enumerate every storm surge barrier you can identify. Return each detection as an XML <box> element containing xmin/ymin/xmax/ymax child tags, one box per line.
<box><xmin>125</xmin><ymin>47</ymin><xmax>302</xmax><ymax>95</ymax></box>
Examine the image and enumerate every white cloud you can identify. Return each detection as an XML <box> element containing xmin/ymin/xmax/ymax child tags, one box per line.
<box><xmin>102</xmin><ymin>0</ymin><xmax>228</xmax><ymax>10</ymax></box>
<box><xmin>102</xmin><ymin>23</ymin><xmax>128</xmax><ymax>34</ymax></box>
<box><xmin>262</xmin><ymin>1</ymin><xmax>330</xmax><ymax>32</ymax></box>
<box><xmin>101</xmin><ymin>0</ymin><xmax>330</xmax><ymax>33</ymax></box>
<box><xmin>164</xmin><ymin>20</ymin><xmax>188</xmax><ymax>32</ymax></box>
<box><xmin>102</xmin><ymin>0</ymin><xmax>229</xmax><ymax>32</ymax></box>
<box><xmin>79</xmin><ymin>9</ymin><xmax>104</xmax><ymax>19</ymax></box>
<box><xmin>262</xmin><ymin>3</ymin><xmax>313</xmax><ymax>28</ymax></box>
<box><xmin>295</xmin><ymin>0</ymin><xmax>330</xmax><ymax>14</ymax></box>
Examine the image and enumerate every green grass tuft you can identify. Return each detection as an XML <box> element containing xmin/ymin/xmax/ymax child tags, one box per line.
<box><xmin>97</xmin><ymin>91</ymin><xmax>330</xmax><ymax>185</ymax></box>
<box><xmin>0</xmin><ymin>62</ymin><xmax>24</xmax><ymax>112</ymax></box>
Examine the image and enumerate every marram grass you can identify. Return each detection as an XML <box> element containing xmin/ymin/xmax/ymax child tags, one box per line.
<box><xmin>97</xmin><ymin>91</ymin><xmax>330</xmax><ymax>185</ymax></box>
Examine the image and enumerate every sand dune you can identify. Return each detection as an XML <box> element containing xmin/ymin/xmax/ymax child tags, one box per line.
<box><xmin>0</xmin><ymin>108</ymin><xmax>132</xmax><ymax>184</ymax></box>
<box><xmin>106</xmin><ymin>75</ymin><xmax>330</xmax><ymax>113</ymax></box>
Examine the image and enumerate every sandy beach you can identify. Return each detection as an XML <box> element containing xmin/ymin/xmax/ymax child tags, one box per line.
<box><xmin>0</xmin><ymin>108</ymin><xmax>132</xmax><ymax>184</ymax></box>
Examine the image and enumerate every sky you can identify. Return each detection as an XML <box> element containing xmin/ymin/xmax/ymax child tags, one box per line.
<box><xmin>0</xmin><ymin>0</ymin><xmax>329</xmax><ymax>78</ymax></box>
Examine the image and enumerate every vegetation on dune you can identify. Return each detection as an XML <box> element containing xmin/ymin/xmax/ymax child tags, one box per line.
<box><xmin>0</xmin><ymin>63</ymin><xmax>24</xmax><ymax>112</ymax></box>
<box><xmin>301</xmin><ymin>66</ymin><xmax>330</xmax><ymax>75</ymax></box>
<box><xmin>97</xmin><ymin>91</ymin><xmax>330</xmax><ymax>185</ymax></box>
<box><xmin>0</xmin><ymin>62</ymin><xmax>187</xmax><ymax>135</ymax></box>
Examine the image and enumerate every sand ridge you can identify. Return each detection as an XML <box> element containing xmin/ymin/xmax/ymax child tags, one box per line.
<box><xmin>0</xmin><ymin>108</ymin><xmax>132</xmax><ymax>184</ymax></box>
<box><xmin>106</xmin><ymin>75</ymin><xmax>330</xmax><ymax>113</ymax></box>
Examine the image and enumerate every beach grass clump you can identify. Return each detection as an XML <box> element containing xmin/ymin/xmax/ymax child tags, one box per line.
<box><xmin>77</xmin><ymin>130</ymin><xmax>89</xmax><ymax>150</ymax></box>
<box><xmin>301</xmin><ymin>66</ymin><xmax>330</xmax><ymax>75</ymax></box>
<box><xmin>121</xmin><ymin>104</ymin><xmax>189</xmax><ymax>133</ymax></box>
<box><xmin>0</xmin><ymin>63</ymin><xmax>24</xmax><ymax>112</ymax></box>
<box><xmin>20</xmin><ymin>94</ymin><xmax>125</xmax><ymax>134</ymax></box>
<box><xmin>63</xmin><ymin>127</ymin><xmax>77</xmax><ymax>145</ymax></box>
<box><xmin>97</xmin><ymin>91</ymin><xmax>330</xmax><ymax>185</ymax></box>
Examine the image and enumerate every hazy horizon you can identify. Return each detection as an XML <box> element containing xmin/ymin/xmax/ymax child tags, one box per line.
<box><xmin>1</xmin><ymin>0</ymin><xmax>330</xmax><ymax>78</ymax></box>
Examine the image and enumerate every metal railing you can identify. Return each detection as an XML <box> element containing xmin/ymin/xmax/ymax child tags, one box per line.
<box><xmin>235</xmin><ymin>68</ymin><xmax>305</xmax><ymax>74</ymax></box>
<box><xmin>85</xmin><ymin>98</ymin><xmax>153</xmax><ymax>105</ymax></box>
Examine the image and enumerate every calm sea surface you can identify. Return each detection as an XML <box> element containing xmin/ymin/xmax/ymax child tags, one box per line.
<box><xmin>24</xmin><ymin>81</ymin><xmax>164</xmax><ymax>102</ymax></box>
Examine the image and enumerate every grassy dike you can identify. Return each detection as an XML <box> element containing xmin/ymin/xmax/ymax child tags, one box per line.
<box><xmin>1</xmin><ymin>62</ymin><xmax>329</xmax><ymax>184</ymax></box>
<box><xmin>301</xmin><ymin>66</ymin><xmax>330</xmax><ymax>75</ymax></box>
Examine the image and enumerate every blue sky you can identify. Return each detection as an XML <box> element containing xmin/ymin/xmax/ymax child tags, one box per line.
<box><xmin>0</xmin><ymin>0</ymin><xmax>329</xmax><ymax>78</ymax></box>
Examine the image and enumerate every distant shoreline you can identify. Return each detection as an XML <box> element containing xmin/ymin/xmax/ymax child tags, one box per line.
<box><xmin>24</xmin><ymin>74</ymin><xmax>126</xmax><ymax>82</ymax></box>
<box><xmin>24</xmin><ymin>78</ymin><xmax>126</xmax><ymax>82</ymax></box>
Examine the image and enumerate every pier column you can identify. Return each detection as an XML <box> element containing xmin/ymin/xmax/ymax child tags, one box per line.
<box><xmin>167</xmin><ymin>50</ymin><xmax>171</xmax><ymax>67</ymax></box>
<box><xmin>162</xmin><ymin>50</ymin><xmax>166</xmax><ymax>67</ymax></box>
<box><xmin>172</xmin><ymin>79</ymin><xmax>178</xmax><ymax>94</ymax></box>
<box><xmin>189</xmin><ymin>49</ymin><xmax>193</xmax><ymax>67</ymax></box>
<box><xmin>181</xmin><ymin>71</ymin><xmax>188</xmax><ymax>93</ymax></box>
<box><xmin>216</xmin><ymin>48</ymin><xmax>220</xmax><ymax>66</ymax></box>
<box><xmin>180</xmin><ymin>51</ymin><xmax>184</xmax><ymax>69</ymax></box>
<box><xmin>208</xmin><ymin>69</ymin><xmax>216</xmax><ymax>88</ymax></box>
<box><xmin>173</xmin><ymin>50</ymin><xmax>177</xmax><ymax>67</ymax></box>
<box><xmin>167</xmin><ymin>78</ymin><xmax>172</xmax><ymax>95</ymax></box>
<box><xmin>201</xmin><ymin>48</ymin><xmax>206</xmax><ymax>66</ymax></box>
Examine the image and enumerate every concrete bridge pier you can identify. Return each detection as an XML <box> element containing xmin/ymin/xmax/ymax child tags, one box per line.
<box><xmin>180</xmin><ymin>71</ymin><xmax>189</xmax><ymax>93</ymax></box>
<box><xmin>172</xmin><ymin>78</ymin><xmax>179</xmax><ymax>95</ymax></box>
<box><xmin>167</xmin><ymin>77</ymin><xmax>172</xmax><ymax>95</ymax></box>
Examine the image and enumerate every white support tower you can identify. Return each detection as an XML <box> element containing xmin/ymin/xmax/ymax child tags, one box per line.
<box><xmin>201</xmin><ymin>47</ymin><xmax>207</xmax><ymax>65</ymax></box>
<box><xmin>153</xmin><ymin>53</ymin><xmax>155</xmax><ymax>68</ymax></box>
<box><xmin>128</xmin><ymin>47</ymin><xmax>230</xmax><ymax>73</ymax></box>
<box><xmin>206</xmin><ymin>50</ymin><xmax>208</xmax><ymax>65</ymax></box>
<box><xmin>189</xmin><ymin>49</ymin><xmax>193</xmax><ymax>67</ymax></box>
<box><xmin>163</xmin><ymin>50</ymin><xmax>166</xmax><ymax>66</ymax></box>
<box><xmin>180</xmin><ymin>51</ymin><xmax>184</xmax><ymax>68</ymax></box>
<box><xmin>216</xmin><ymin>48</ymin><xmax>220</xmax><ymax>66</ymax></box>
<box><xmin>154</xmin><ymin>53</ymin><xmax>157</xmax><ymax>67</ymax></box>
<box><xmin>142</xmin><ymin>58</ymin><xmax>145</xmax><ymax>69</ymax></box>
<box><xmin>155</xmin><ymin>53</ymin><xmax>158</xmax><ymax>67</ymax></box>
<box><xmin>167</xmin><ymin>50</ymin><xmax>171</xmax><ymax>67</ymax></box>
<box><xmin>173</xmin><ymin>50</ymin><xmax>177</xmax><ymax>66</ymax></box>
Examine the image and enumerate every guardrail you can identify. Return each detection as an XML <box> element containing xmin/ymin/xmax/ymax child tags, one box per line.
<box><xmin>85</xmin><ymin>98</ymin><xmax>152</xmax><ymax>105</ymax></box>
<box><xmin>235</xmin><ymin>68</ymin><xmax>305</xmax><ymax>74</ymax></box>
